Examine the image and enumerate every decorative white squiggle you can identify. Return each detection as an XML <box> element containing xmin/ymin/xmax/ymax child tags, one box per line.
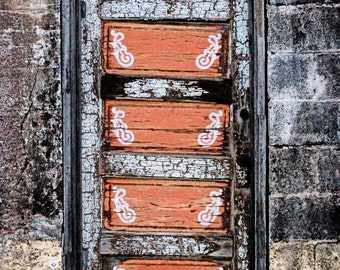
<box><xmin>112</xmin><ymin>267</ymin><xmax>125</xmax><ymax>270</ymax></box>
<box><xmin>198</xmin><ymin>110</ymin><xmax>223</xmax><ymax>147</ymax></box>
<box><xmin>198</xmin><ymin>189</ymin><xmax>223</xmax><ymax>226</ymax></box>
<box><xmin>111</xmin><ymin>187</ymin><xmax>136</xmax><ymax>224</ymax></box>
<box><xmin>195</xmin><ymin>33</ymin><xmax>222</xmax><ymax>70</ymax></box>
<box><xmin>110</xmin><ymin>30</ymin><xmax>134</xmax><ymax>68</ymax></box>
<box><xmin>110</xmin><ymin>107</ymin><xmax>135</xmax><ymax>145</ymax></box>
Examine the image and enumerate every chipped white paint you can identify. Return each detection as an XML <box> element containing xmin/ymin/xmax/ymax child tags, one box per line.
<box><xmin>233</xmin><ymin>0</ymin><xmax>250</xmax><ymax>95</ymax></box>
<box><xmin>112</xmin><ymin>267</ymin><xmax>125</xmax><ymax>270</ymax></box>
<box><xmin>81</xmin><ymin>0</ymin><xmax>102</xmax><ymax>268</ymax></box>
<box><xmin>110</xmin><ymin>30</ymin><xmax>134</xmax><ymax>68</ymax></box>
<box><xmin>110</xmin><ymin>107</ymin><xmax>135</xmax><ymax>145</ymax></box>
<box><xmin>111</xmin><ymin>187</ymin><xmax>136</xmax><ymax>224</ymax></box>
<box><xmin>198</xmin><ymin>110</ymin><xmax>223</xmax><ymax>147</ymax></box>
<box><xmin>110</xmin><ymin>234</ymin><xmax>216</xmax><ymax>256</ymax></box>
<box><xmin>124</xmin><ymin>79</ymin><xmax>208</xmax><ymax>99</ymax></box>
<box><xmin>198</xmin><ymin>189</ymin><xmax>223</xmax><ymax>226</ymax></box>
<box><xmin>233</xmin><ymin>0</ymin><xmax>251</xmax><ymax>268</ymax></box>
<box><xmin>102</xmin><ymin>153</ymin><xmax>232</xmax><ymax>180</ymax></box>
<box><xmin>101</xmin><ymin>0</ymin><xmax>230</xmax><ymax>20</ymax></box>
<box><xmin>195</xmin><ymin>34</ymin><xmax>222</xmax><ymax>70</ymax></box>
<box><xmin>236</xmin><ymin>215</ymin><xmax>249</xmax><ymax>270</ymax></box>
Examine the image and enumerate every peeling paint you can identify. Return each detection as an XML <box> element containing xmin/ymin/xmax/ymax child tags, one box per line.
<box><xmin>102</xmin><ymin>153</ymin><xmax>232</xmax><ymax>180</ymax></box>
<box><xmin>101</xmin><ymin>0</ymin><xmax>230</xmax><ymax>20</ymax></box>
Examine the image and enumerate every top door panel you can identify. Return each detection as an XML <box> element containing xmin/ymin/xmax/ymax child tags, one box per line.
<box><xmin>100</xmin><ymin>0</ymin><xmax>231</xmax><ymax>20</ymax></box>
<box><xmin>102</xmin><ymin>22</ymin><xmax>229</xmax><ymax>79</ymax></box>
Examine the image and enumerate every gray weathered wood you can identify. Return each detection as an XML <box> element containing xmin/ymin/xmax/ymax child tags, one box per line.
<box><xmin>61</xmin><ymin>0</ymin><xmax>82</xmax><ymax>269</ymax></box>
<box><xmin>100</xmin><ymin>0</ymin><xmax>231</xmax><ymax>20</ymax></box>
<box><xmin>101</xmin><ymin>231</ymin><xmax>233</xmax><ymax>259</ymax></box>
<box><xmin>101</xmin><ymin>152</ymin><xmax>232</xmax><ymax>180</ymax></box>
<box><xmin>101</xmin><ymin>75</ymin><xmax>232</xmax><ymax>103</ymax></box>
<box><xmin>251</xmin><ymin>0</ymin><xmax>268</xmax><ymax>267</ymax></box>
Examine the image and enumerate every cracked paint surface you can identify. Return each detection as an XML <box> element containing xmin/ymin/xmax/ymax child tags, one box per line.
<box><xmin>101</xmin><ymin>0</ymin><xmax>230</xmax><ymax>19</ymax></box>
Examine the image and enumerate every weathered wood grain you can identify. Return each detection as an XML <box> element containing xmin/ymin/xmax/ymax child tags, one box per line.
<box><xmin>101</xmin><ymin>231</ymin><xmax>233</xmax><ymax>258</ymax></box>
<box><xmin>100</xmin><ymin>0</ymin><xmax>231</xmax><ymax>20</ymax></box>
<box><xmin>104</xmin><ymin>100</ymin><xmax>230</xmax><ymax>155</ymax></box>
<box><xmin>103</xmin><ymin>178</ymin><xmax>230</xmax><ymax>233</ymax></box>
<box><xmin>101</xmin><ymin>75</ymin><xmax>232</xmax><ymax>103</ymax></box>
<box><xmin>103</xmin><ymin>22</ymin><xmax>229</xmax><ymax>78</ymax></box>
<box><xmin>102</xmin><ymin>257</ymin><xmax>231</xmax><ymax>270</ymax></box>
<box><xmin>100</xmin><ymin>153</ymin><xmax>232</xmax><ymax>180</ymax></box>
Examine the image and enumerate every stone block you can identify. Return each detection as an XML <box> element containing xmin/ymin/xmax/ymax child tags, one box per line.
<box><xmin>270</xmin><ymin>243</ymin><xmax>314</xmax><ymax>270</ymax></box>
<box><xmin>268</xmin><ymin>54</ymin><xmax>340</xmax><ymax>100</ymax></box>
<box><xmin>270</xmin><ymin>195</ymin><xmax>340</xmax><ymax>241</ymax></box>
<box><xmin>0</xmin><ymin>11</ymin><xmax>59</xmax><ymax>69</ymax></box>
<box><xmin>269</xmin><ymin>146</ymin><xmax>339</xmax><ymax>195</ymax></box>
<box><xmin>0</xmin><ymin>240</ymin><xmax>61</xmax><ymax>270</ymax></box>
<box><xmin>318</xmin><ymin>148</ymin><xmax>340</xmax><ymax>193</ymax></box>
<box><xmin>269</xmin><ymin>147</ymin><xmax>316</xmax><ymax>195</ymax></box>
<box><xmin>315</xmin><ymin>243</ymin><xmax>340</xmax><ymax>270</ymax></box>
<box><xmin>0</xmin><ymin>0</ymin><xmax>56</xmax><ymax>10</ymax></box>
<box><xmin>269</xmin><ymin>101</ymin><xmax>339</xmax><ymax>145</ymax></box>
<box><xmin>268</xmin><ymin>6</ymin><xmax>340</xmax><ymax>52</ymax></box>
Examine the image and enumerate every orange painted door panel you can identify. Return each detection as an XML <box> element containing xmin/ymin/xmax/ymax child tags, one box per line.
<box><xmin>103</xmin><ymin>178</ymin><xmax>229</xmax><ymax>233</ymax></box>
<box><xmin>104</xmin><ymin>100</ymin><xmax>229</xmax><ymax>155</ymax></box>
<box><xmin>108</xmin><ymin>260</ymin><xmax>229</xmax><ymax>270</ymax></box>
<box><xmin>102</xmin><ymin>22</ymin><xmax>229</xmax><ymax>78</ymax></box>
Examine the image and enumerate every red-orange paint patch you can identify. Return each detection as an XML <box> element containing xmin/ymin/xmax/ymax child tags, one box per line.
<box><xmin>103</xmin><ymin>178</ymin><xmax>230</xmax><ymax>233</ymax></box>
<box><xmin>112</xmin><ymin>260</ymin><xmax>229</xmax><ymax>270</ymax></box>
<box><xmin>104</xmin><ymin>100</ymin><xmax>229</xmax><ymax>155</ymax></box>
<box><xmin>102</xmin><ymin>22</ymin><xmax>229</xmax><ymax>78</ymax></box>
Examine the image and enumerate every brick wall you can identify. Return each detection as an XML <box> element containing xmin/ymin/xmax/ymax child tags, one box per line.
<box><xmin>0</xmin><ymin>0</ymin><xmax>62</xmax><ymax>269</ymax></box>
<box><xmin>267</xmin><ymin>1</ymin><xmax>340</xmax><ymax>269</ymax></box>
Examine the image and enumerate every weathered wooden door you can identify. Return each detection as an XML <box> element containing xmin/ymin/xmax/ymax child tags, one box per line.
<box><xmin>99</xmin><ymin>2</ymin><xmax>243</xmax><ymax>269</ymax></box>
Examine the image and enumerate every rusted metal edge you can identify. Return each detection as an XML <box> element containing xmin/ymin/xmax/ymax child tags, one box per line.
<box><xmin>100</xmin><ymin>231</ymin><xmax>233</xmax><ymax>259</ymax></box>
<box><xmin>250</xmin><ymin>0</ymin><xmax>268</xmax><ymax>267</ymax></box>
<box><xmin>61</xmin><ymin>0</ymin><xmax>82</xmax><ymax>269</ymax></box>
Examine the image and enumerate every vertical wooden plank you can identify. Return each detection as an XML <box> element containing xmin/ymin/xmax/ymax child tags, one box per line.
<box><xmin>61</xmin><ymin>0</ymin><xmax>82</xmax><ymax>269</ymax></box>
<box><xmin>251</xmin><ymin>0</ymin><xmax>268</xmax><ymax>267</ymax></box>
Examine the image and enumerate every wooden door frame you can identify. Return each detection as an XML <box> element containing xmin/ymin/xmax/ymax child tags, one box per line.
<box><xmin>61</xmin><ymin>0</ymin><xmax>83</xmax><ymax>269</ymax></box>
<box><xmin>61</xmin><ymin>0</ymin><xmax>268</xmax><ymax>268</ymax></box>
<box><xmin>250</xmin><ymin>0</ymin><xmax>268</xmax><ymax>268</ymax></box>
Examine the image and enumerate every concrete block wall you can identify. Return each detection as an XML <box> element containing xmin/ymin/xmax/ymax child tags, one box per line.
<box><xmin>267</xmin><ymin>1</ymin><xmax>340</xmax><ymax>269</ymax></box>
<box><xmin>0</xmin><ymin>0</ymin><xmax>62</xmax><ymax>269</ymax></box>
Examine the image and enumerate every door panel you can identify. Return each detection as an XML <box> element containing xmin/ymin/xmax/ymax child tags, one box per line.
<box><xmin>103</xmin><ymin>178</ymin><xmax>230</xmax><ymax>232</ymax></box>
<box><xmin>100</xmin><ymin>17</ymin><xmax>233</xmax><ymax>270</ymax></box>
<box><xmin>103</xmin><ymin>22</ymin><xmax>229</xmax><ymax>78</ymax></box>
<box><xmin>104</xmin><ymin>100</ymin><xmax>229</xmax><ymax>155</ymax></box>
